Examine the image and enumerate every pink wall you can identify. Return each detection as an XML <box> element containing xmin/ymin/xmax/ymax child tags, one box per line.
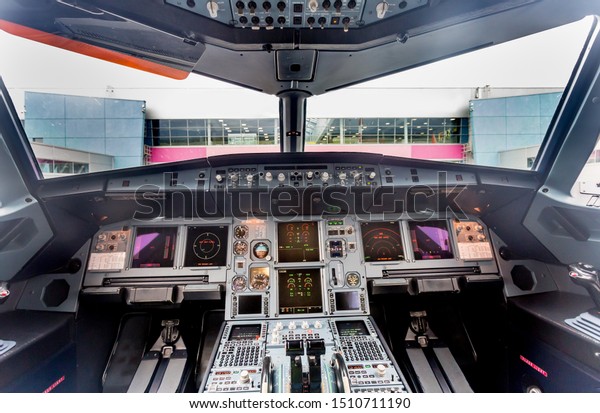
<box><xmin>410</xmin><ymin>144</ymin><xmax>464</xmax><ymax>160</ymax></box>
<box><xmin>150</xmin><ymin>147</ymin><xmax>207</xmax><ymax>163</ymax></box>
<box><xmin>149</xmin><ymin>144</ymin><xmax>464</xmax><ymax>163</ymax></box>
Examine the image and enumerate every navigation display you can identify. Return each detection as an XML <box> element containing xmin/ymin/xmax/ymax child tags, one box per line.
<box><xmin>131</xmin><ymin>226</ymin><xmax>178</xmax><ymax>268</ymax></box>
<box><xmin>229</xmin><ymin>324</ymin><xmax>262</xmax><ymax>340</ymax></box>
<box><xmin>277</xmin><ymin>222</ymin><xmax>320</xmax><ymax>263</ymax></box>
<box><xmin>184</xmin><ymin>225</ymin><xmax>228</xmax><ymax>267</ymax></box>
<box><xmin>409</xmin><ymin>220</ymin><xmax>454</xmax><ymax>260</ymax></box>
<box><xmin>335</xmin><ymin>320</ymin><xmax>369</xmax><ymax>336</ymax></box>
<box><xmin>360</xmin><ymin>221</ymin><xmax>404</xmax><ymax>262</ymax></box>
<box><xmin>278</xmin><ymin>268</ymin><xmax>323</xmax><ymax>314</ymax></box>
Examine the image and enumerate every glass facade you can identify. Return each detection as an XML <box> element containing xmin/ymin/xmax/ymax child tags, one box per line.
<box><xmin>24</xmin><ymin>92</ymin><xmax>146</xmax><ymax>170</ymax></box>
<box><xmin>470</xmin><ymin>92</ymin><xmax>562</xmax><ymax>169</ymax></box>
<box><xmin>37</xmin><ymin>159</ymin><xmax>89</xmax><ymax>174</ymax></box>
<box><xmin>145</xmin><ymin>119</ymin><xmax>280</xmax><ymax>146</ymax></box>
<box><xmin>306</xmin><ymin>117</ymin><xmax>468</xmax><ymax>145</ymax></box>
<box><xmin>145</xmin><ymin>117</ymin><xmax>468</xmax><ymax>147</ymax></box>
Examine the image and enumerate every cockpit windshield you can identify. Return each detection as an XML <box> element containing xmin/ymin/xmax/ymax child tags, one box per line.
<box><xmin>0</xmin><ymin>15</ymin><xmax>592</xmax><ymax>179</ymax></box>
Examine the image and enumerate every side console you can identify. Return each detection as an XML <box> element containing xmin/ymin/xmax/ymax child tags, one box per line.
<box><xmin>200</xmin><ymin>316</ymin><xmax>409</xmax><ymax>393</ymax></box>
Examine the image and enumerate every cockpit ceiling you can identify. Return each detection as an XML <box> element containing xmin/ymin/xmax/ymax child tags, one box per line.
<box><xmin>0</xmin><ymin>0</ymin><xmax>598</xmax><ymax>94</ymax></box>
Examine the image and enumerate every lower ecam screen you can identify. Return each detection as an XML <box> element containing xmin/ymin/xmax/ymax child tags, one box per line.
<box><xmin>278</xmin><ymin>268</ymin><xmax>323</xmax><ymax>314</ymax></box>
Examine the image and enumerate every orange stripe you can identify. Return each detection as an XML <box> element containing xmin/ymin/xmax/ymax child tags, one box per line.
<box><xmin>0</xmin><ymin>19</ymin><xmax>190</xmax><ymax>80</ymax></box>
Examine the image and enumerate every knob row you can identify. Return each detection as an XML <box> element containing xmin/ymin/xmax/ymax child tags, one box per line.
<box><xmin>234</xmin><ymin>0</ymin><xmax>357</xmax><ymax>14</ymax></box>
<box><xmin>272</xmin><ymin>320</ymin><xmax>323</xmax><ymax>330</ymax></box>
<box><xmin>237</xmin><ymin>15</ymin><xmax>353</xmax><ymax>29</ymax></box>
<box><xmin>217</xmin><ymin>170</ymin><xmax>376</xmax><ymax>183</ymax></box>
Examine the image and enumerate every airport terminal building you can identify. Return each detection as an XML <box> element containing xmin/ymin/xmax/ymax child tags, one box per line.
<box><xmin>22</xmin><ymin>87</ymin><xmax>564</xmax><ymax>176</ymax></box>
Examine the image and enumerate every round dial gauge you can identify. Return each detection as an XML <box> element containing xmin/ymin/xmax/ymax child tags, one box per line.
<box><xmin>234</xmin><ymin>225</ymin><xmax>249</xmax><ymax>239</ymax></box>
<box><xmin>233</xmin><ymin>240</ymin><xmax>249</xmax><ymax>256</ymax></box>
<box><xmin>192</xmin><ymin>232</ymin><xmax>222</xmax><ymax>260</ymax></box>
<box><xmin>346</xmin><ymin>272</ymin><xmax>361</xmax><ymax>287</ymax></box>
<box><xmin>232</xmin><ymin>276</ymin><xmax>247</xmax><ymax>291</ymax></box>
<box><xmin>249</xmin><ymin>270</ymin><xmax>270</xmax><ymax>290</ymax></box>
<box><xmin>253</xmin><ymin>242</ymin><xmax>270</xmax><ymax>259</ymax></box>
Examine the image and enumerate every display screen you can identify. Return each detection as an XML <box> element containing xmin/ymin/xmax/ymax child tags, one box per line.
<box><xmin>277</xmin><ymin>222</ymin><xmax>320</xmax><ymax>263</ymax></box>
<box><xmin>229</xmin><ymin>323</ymin><xmax>262</xmax><ymax>340</ymax></box>
<box><xmin>335</xmin><ymin>320</ymin><xmax>369</xmax><ymax>337</ymax></box>
<box><xmin>409</xmin><ymin>220</ymin><xmax>454</xmax><ymax>260</ymax></box>
<box><xmin>237</xmin><ymin>295</ymin><xmax>263</xmax><ymax>315</ymax></box>
<box><xmin>335</xmin><ymin>291</ymin><xmax>361</xmax><ymax>311</ymax></box>
<box><xmin>184</xmin><ymin>226</ymin><xmax>228</xmax><ymax>267</ymax></box>
<box><xmin>278</xmin><ymin>268</ymin><xmax>323</xmax><ymax>314</ymax></box>
<box><xmin>131</xmin><ymin>226</ymin><xmax>178</xmax><ymax>268</ymax></box>
<box><xmin>360</xmin><ymin>221</ymin><xmax>404</xmax><ymax>262</ymax></box>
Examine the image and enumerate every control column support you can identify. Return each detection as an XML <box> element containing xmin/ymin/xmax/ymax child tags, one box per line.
<box><xmin>128</xmin><ymin>320</ymin><xmax>188</xmax><ymax>393</ymax></box>
<box><xmin>278</xmin><ymin>91</ymin><xmax>311</xmax><ymax>153</ymax></box>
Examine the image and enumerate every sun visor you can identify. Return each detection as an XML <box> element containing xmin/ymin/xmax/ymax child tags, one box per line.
<box><xmin>0</xmin><ymin>17</ymin><xmax>204</xmax><ymax>80</ymax></box>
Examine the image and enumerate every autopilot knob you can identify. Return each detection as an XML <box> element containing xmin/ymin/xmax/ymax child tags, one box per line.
<box><xmin>265</xmin><ymin>171</ymin><xmax>273</xmax><ymax>182</ymax></box>
<box><xmin>376</xmin><ymin>364</ymin><xmax>387</xmax><ymax>377</ymax></box>
<box><xmin>568</xmin><ymin>263</ymin><xmax>600</xmax><ymax>308</ymax></box>
<box><xmin>277</xmin><ymin>172</ymin><xmax>286</xmax><ymax>183</ymax></box>
<box><xmin>321</xmin><ymin>171</ymin><xmax>330</xmax><ymax>182</ymax></box>
<box><xmin>338</xmin><ymin>172</ymin><xmax>347</xmax><ymax>181</ymax></box>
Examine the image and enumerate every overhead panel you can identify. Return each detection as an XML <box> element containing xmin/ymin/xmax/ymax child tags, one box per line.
<box><xmin>165</xmin><ymin>0</ymin><xmax>428</xmax><ymax>30</ymax></box>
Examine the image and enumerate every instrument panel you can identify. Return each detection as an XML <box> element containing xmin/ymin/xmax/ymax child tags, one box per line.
<box><xmin>88</xmin><ymin>160</ymin><xmax>496</xmax><ymax>308</ymax></box>
<box><xmin>83</xmin><ymin>212</ymin><xmax>498</xmax><ymax>314</ymax></box>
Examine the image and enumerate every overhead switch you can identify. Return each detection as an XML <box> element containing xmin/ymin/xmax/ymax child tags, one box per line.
<box><xmin>376</xmin><ymin>1</ymin><xmax>389</xmax><ymax>19</ymax></box>
<box><xmin>206</xmin><ymin>0</ymin><xmax>219</xmax><ymax>18</ymax></box>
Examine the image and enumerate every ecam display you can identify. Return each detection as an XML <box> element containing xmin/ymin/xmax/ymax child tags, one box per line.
<box><xmin>278</xmin><ymin>268</ymin><xmax>323</xmax><ymax>314</ymax></box>
<box><xmin>277</xmin><ymin>221</ymin><xmax>320</xmax><ymax>262</ymax></box>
